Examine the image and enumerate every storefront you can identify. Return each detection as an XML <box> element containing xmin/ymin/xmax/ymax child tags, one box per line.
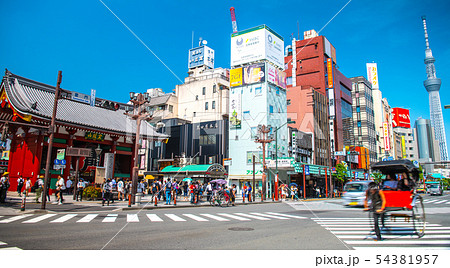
<box><xmin>0</xmin><ymin>70</ymin><xmax>168</xmax><ymax>191</ymax></box>
<box><xmin>160</xmin><ymin>164</ymin><xmax>226</xmax><ymax>183</ymax></box>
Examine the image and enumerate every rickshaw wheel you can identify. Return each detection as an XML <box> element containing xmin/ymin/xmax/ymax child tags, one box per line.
<box><xmin>412</xmin><ymin>195</ymin><xmax>425</xmax><ymax>238</ymax></box>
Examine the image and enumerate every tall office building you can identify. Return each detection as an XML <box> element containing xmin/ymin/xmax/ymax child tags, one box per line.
<box><xmin>421</xmin><ymin>16</ymin><xmax>448</xmax><ymax>161</ymax></box>
<box><xmin>415</xmin><ymin>118</ymin><xmax>441</xmax><ymax>173</ymax></box>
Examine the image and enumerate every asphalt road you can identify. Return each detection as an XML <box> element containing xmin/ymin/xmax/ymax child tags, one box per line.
<box><xmin>1</xmin><ymin>192</ymin><xmax>449</xmax><ymax>250</ymax></box>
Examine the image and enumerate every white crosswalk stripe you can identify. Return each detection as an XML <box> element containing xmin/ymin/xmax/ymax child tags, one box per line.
<box><xmin>250</xmin><ymin>212</ymin><xmax>289</xmax><ymax>219</ymax></box>
<box><xmin>51</xmin><ymin>214</ymin><xmax>77</xmax><ymax>223</ymax></box>
<box><xmin>200</xmin><ymin>214</ymin><xmax>229</xmax><ymax>221</ymax></box>
<box><xmin>127</xmin><ymin>214</ymin><xmax>139</xmax><ymax>222</ymax></box>
<box><xmin>23</xmin><ymin>214</ymin><xmax>56</xmax><ymax>223</ymax></box>
<box><xmin>314</xmin><ymin>217</ymin><xmax>450</xmax><ymax>249</ymax></box>
<box><xmin>0</xmin><ymin>215</ymin><xmax>32</xmax><ymax>223</ymax></box>
<box><xmin>0</xmin><ymin>247</ymin><xmax>22</xmax><ymax>250</ymax></box>
<box><xmin>234</xmin><ymin>213</ymin><xmax>270</xmax><ymax>220</ymax></box>
<box><xmin>266</xmin><ymin>212</ymin><xmax>307</xmax><ymax>219</ymax></box>
<box><xmin>103</xmin><ymin>214</ymin><xmax>118</xmax><ymax>223</ymax></box>
<box><xmin>183</xmin><ymin>214</ymin><xmax>208</xmax><ymax>222</ymax></box>
<box><xmin>146</xmin><ymin>214</ymin><xmax>163</xmax><ymax>222</ymax></box>
<box><xmin>77</xmin><ymin>214</ymin><xmax>98</xmax><ymax>223</ymax></box>
<box><xmin>434</xmin><ymin>200</ymin><xmax>447</xmax><ymax>204</ymax></box>
<box><xmin>217</xmin><ymin>213</ymin><xmax>251</xmax><ymax>221</ymax></box>
<box><xmin>165</xmin><ymin>214</ymin><xmax>186</xmax><ymax>222</ymax></box>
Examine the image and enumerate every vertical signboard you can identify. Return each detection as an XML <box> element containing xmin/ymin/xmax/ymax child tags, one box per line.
<box><xmin>366</xmin><ymin>63</ymin><xmax>379</xmax><ymax>89</ymax></box>
<box><xmin>327</xmin><ymin>58</ymin><xmax>333</xmax><ymax>89</ymax></box>
<box><xmin>90</xmin><ymin>89</ymin><xmax>96</xmax><ymax>106</ymax></box>
<box><xmin>401</xmin><ymin>136</ymin><xmax>407</xmax><ymax>159</ymax></box>
<box><xmin>230</xmin><ymin>68</ymin><xmax>243</xmax><ymax>87</ymax></box>
<box><xmin>383</xmin><ymin>122</ymin><xmax>390</xmax><ymax>151</ymax></box>
<box><xmin>230</xmin><ymin>89</ymin><xmax>242</xmax><ymax>129</ymax></box>
<box><xmin>56</xmin><ymin>149</ymin><xmax>65</xmax><ymax>160</ymax></box>
<box><xmin>104</xmin><ymin>153</ymin><xmax>115</xmax><ymax>179</ymax></box>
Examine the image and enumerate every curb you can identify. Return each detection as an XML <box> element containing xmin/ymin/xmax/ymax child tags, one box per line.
<box><xmin>120</xmin><ymin>200</ymin><xmax>282</xmax><ymax>211</ymax></box>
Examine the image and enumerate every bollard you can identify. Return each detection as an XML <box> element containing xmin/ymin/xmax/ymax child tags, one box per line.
<box><xmin>272</xmin><ymin>192</ymin><xmax>274</xmax><ymax>201</ymax></box>
<box><xmin>20</xmin><ymin>193</ymin><xmax>26</xmax><ymax>211</ymax></box>
<box><xmin>174</xmin><ymin>192</ymin><xmax>177</xmax><ymax>206</ymax></box>
<box><xmin>128</xmin><ymin>193</ymin><xmax>132</xmax><ymax>207</ymax></box>
<box><xmin>154</xmin><ymin>195</ymin><xmax>158</xmax><ymax>206</ymax></box>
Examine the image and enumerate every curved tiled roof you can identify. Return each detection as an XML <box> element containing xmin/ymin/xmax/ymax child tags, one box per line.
<box><xmin>2</xmin><ymin>71</ymin><xmax>169</xmax><ymax>139</ymax></box>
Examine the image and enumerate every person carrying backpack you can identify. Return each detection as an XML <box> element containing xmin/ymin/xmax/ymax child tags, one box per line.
<box><xmin>17</xmin><ymin>175</ymin><xmax>24</xmax><ymax>196</ymax></box>
<box><xmin>102</xmin><ymin>178</ymin><xmax>113</xmax><ymax>206</ymax></box>
<box><xmin>164</xmin><ymin>180</ymin><xmax>172</xmax><ymax>205</ymax></box>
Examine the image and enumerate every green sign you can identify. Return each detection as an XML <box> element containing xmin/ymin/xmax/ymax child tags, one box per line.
<box><xmin>56</xmin><ymin>149</ymin><xmax>65</xmax><ymax>160</ymax></box>
<box><xmin>85</xmin><ymin>132</ymin><xmax>105</xmax><ymax>141</ymax></box>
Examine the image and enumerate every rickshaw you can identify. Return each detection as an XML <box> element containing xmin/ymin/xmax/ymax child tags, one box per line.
<box><xmin>371</xmin><ymin>159</ymin><xmax>425</xmax><ymax>237</ymax></box>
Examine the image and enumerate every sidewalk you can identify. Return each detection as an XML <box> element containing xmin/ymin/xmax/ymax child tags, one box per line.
<box><xmin>0</xmin><ymin>191</ymin><xmax>283</xmax><ymax>215</ymax></box>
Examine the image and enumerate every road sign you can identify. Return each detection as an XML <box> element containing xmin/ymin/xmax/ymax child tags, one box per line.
<box><xmin>413</xmin><ymin>160</ymin><xmax>419</xmax><ymax>168</ymax></box>
<box><xmin>60</xmin><ymin>159</ymin><xmax>66</xmax><ymax>165</ymax></box>
<box><xmin>364</xmin><ymin>173</ymin><xmax>369</xmax><ymax>180</ymax></box>
<box><xmin>54</xmin><ymin>159</ymin><xmax>60</xmax><ymax>165</ymax></box>
<box><xmin>334</xmin><ymin>151</ymin><xmax>345</xmax><ymax>156</ymax></box>
<box><xmin>355</xmin><ymin>172</ymin><xmax>358</xmax><ymax>178</ymax></box>
<box><xmin>53</xmin><ymin>164</ymin><xmax>66</xmax><ymax>170</ymax></box>
<box><xmin>388</xmin><ymin>156</ymin><xmax>394</xmax><ymax>161</ymax></box>
<box><xmin>305</xmin><ymin>165</ymin><xmax>310</xmax><ymax>175</ymax></box>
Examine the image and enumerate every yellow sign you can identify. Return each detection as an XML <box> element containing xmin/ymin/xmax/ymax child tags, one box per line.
<box><xmin>401</xmin><ymin>136</ymin><xmax>407</xmax><ymax>159</ymax></box>
<box><xmin>230</xmin><ymin>68</ymin><xmax>243</xmax><ymax>87</ymax></box>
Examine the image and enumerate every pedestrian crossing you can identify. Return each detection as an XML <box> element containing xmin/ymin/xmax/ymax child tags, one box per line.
<box><xmin>422</xmin><ymin>198</ymin><xmax>450</xmax><ymax>205</ymax></box>
<box><xmin>0</xmin><ymin>212</ymin><xmax>307</xmax><ymax>224</ymax></box>
<box><xmin>313</xmin><ymin>217</ymin><xmax>450</xmax><ymax>250</ymax></box>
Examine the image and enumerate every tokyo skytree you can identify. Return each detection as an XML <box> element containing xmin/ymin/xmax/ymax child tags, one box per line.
<box><xmin>422</xmin><ymin>16</ymin><xmax>448</xmax><ymax>161</ymax></box>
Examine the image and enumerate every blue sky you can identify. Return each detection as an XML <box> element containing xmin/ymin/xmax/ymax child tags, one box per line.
<box><xmin>1</xmin><ymin>0</ymin><xmax>449</xmax><ymax>152</ymax></box>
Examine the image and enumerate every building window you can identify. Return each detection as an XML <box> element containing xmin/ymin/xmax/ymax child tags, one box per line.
<box><xmin>286</xmin><ymin>77</ymin><xmax>293</xmax><ymax>86</ymax></box>
<box><xmin>205</xmin><ymin>102</ymin><xmax>208</xmax><ymax>110</ymax></box>
<box><xmin>169</xmin><ymin>105</ymin><xmax>173</xmax><ymax>113</ymax></box>
<box><xmin>269</xmin><ymin>105</ymin><xmax>274</xmax><ymax>114</ymax></box>
<box><xmin>356</xmin><ymin>107</ymin><xmax>360</xmax><ymax>113</ymax></box>
<box><xmin>202</xmin><ymin>87</ymin><xmax>206</xmax><ymax>95</ymax></box>
<box><xmin>213</xmin><ymin>84</ymin><xmax>217</xmax><ymax>93</ymax></box>
<box><xmin>212</xmin><ymin>101</ymin><xmax>216</xmax><ymax>109</ymax></box>
<box><xmin>199</xmin><ymin>134</ymin><xmax>216</xmax><ymax>145</ymax></box>
<box><xmin>287</xmin><ymin>99</ymin><xmax>291</xmax><ymax>105</ymax></box>
<box><xmin>276</xmin><ymin>88</ymin><xmax>280</xmax><ymax>95</ymax></box>
<box><xmin>357</xmin><ymin>121</ymin><xmax>361</xmax><ymax>127</ymax></box>
<box><xmin>195</xmin><ymin>95</ymin><xmax>199</xmax><ymax>100</ymax></box>
<box><xmin>255</xmin><ymin>87</ymin><xmax>262</xmax><ymax>95</ymax></box>
<box><xmin>193</xmin><ymin>112</ymin><xmax>196</xmax><ymax>117</ymax></box>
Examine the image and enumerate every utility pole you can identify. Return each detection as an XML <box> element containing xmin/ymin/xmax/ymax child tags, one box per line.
<box><xmin>252</xmin><ymin>154</ymin><xmax>255</xmax><ymax>201</ymax></box>
<box><xmin>125</xmin><ymin>92</ymin><xmax>152</xmax><ymax>204</ymax></box>
<box><xmin>255</xmin><ymin>125</ymin><xmax>273</xmax><ymax>201</ymax></box>
<box><xmin>41</xmin><ymin>71</ymin><xmax>62</xmax><ymax>210</ymax></box>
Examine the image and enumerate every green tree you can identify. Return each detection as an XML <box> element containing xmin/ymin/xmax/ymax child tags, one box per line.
<box><xmin>372</xmin><ymin>172</ymin><xmax>383</xmax><ymax>184</ymax></box>
<box><xmin>333</xmin><ymin>163</ymin><xmax>348</xmax><ymax>183</ymax></box>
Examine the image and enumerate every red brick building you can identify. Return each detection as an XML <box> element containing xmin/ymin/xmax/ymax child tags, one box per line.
<box><xmin>285</xmin><ymin>32</ymin><xmax>352</xmax><ymax>166</ymax></box>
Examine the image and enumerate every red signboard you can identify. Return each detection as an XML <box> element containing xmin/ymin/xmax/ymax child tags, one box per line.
<box><xmin>327</xmin><ymin>58</ymin><xmax>333</xmax><ymax>88</ymax></box>
<box><xmin>392</xmin><ymin>108</ymin><xmax>411</xmax><ymax>128</ymax></box>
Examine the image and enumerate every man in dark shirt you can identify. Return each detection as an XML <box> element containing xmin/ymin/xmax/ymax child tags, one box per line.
<box><xmin>364</xmin><ymin>182</ymin><xmax>386</xmax><ymax>241</ymax></box>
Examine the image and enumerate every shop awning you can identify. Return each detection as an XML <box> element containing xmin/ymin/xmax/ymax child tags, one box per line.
<box><xmin>161</xmin><ymin>164</ymin><xmax>226</xmax><ymax>178</ymax></box>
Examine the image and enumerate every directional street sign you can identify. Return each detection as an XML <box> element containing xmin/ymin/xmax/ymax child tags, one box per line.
<box><xmin>305</xmin><ymin>165</ymin><xmax>310</xmax><ymax>175</ymax></box>
<box><xmin>54</xmin><ymin>159</ymin><xmax>60</xmax><ymax>165</ymax></box>
<box><xmin>60</xmin><ymin>159</ymin><xmax>66</xmax><ymax>165</ymax></box>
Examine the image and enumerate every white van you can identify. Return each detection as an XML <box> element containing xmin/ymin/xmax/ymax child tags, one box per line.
<box><xmin>342</xmin><ymin>180</ymin><xmax>373</xmax><ymax>206</ymax></box>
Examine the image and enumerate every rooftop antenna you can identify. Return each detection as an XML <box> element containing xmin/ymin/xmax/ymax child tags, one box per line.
<box><xmin>198</xmin><ymin>37</ymin><xmax>203</xmax><ymax>47</ymax></box>
<box><xmin>192</xmin><ymin>31</ymin><xmax>194</xmax><ymax>48</ymax></box>
<box><xmin>230</xmin><ymin>7</ymin><xmax>238</xmax><ymax>33</ymax></box>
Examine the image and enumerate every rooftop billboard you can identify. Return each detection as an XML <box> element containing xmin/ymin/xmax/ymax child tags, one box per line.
<box><xmin>366</xmin><ymin>63</ymin><xmax>379</xmax><ymax>89</ymax></box>
<box><xmin>392</xmin><ymin>108</ymin><xmax>411</xmax><ymax>128</ymax></box>
<box><xmin>231</xmin><ymin>25</ymin><xmax>284</xmax><ymax>69</ymax></box>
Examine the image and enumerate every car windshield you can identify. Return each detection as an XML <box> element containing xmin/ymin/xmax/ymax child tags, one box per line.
<box><xmin>428</xmin><ymin>184</ymin><xmax>439</xmax><ymax>188</ymax></box>
<box><xmin>344</xmin><ymin>183</ymin><xmax>367</xmax><ymax>192</ymax></box>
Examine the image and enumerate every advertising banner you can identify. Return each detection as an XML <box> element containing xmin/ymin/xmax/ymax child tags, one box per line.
<box><xmin>243</xmin><ymin>63</ymin><xmax>265</xmax><ymax>84</ymax></box>
<box><xmin>392</xmin><ymin>107</ymin><xmax>411</xmax><ymax>128</ymax></box>
<box><xmin>188</xmin><ymin>45</ymin><xmax>215</xmax><ymax>69</ymax></box>
<box><xmin>231</xmin><ymin>25</ymin><xmax>284</xmax><ymax>69</ymax></box>
<box><xmin>267</xmin><ymin>64</ymin><xmax>286</xmax><ymax>89</ymax></box>
<box><xmin>383</xmin><ymin>122</ymin><xmax>390</xmax><ymax>151</ymax></box>
<box><xmin>230</xmin><ymin>67</ymin><xmax>243</xmax><ymax>87</ymax></box>
<box><xmin>366</xmin><ymin>63</ymin><xmax>379</xmax><ymax>89</ymax></box>
<box><xmin>401</xmin><ymin>136</ymin><xmax>407</xmax><ymax>159</ymax></box>
<box><xmin>104</xmin><ymin>153</ymin><xmax>115</xmax><ymax>179</ymax></box>
<box><xmin>327</xmin><ymin>58</ymin><xmax>333</xmax><ymax>89</ymax></box>
<box><xmin>230</xmin><ymin>89</ymin><xmax>242</xmax><ymax>129</ymax></box>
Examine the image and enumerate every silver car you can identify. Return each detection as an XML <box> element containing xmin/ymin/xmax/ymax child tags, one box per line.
<box><xmin>427</xmin><ymin>183</ymin><xmax>443</xmax><ymax>196</ymax></box>
<box><xmin>342</xmin><ymin>181</ymin><xmax>372</xmax><ymax>206</ymax></box>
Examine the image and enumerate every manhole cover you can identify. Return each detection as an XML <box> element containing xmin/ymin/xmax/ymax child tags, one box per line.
<box><xmin>228</xmin><ymin>227</ymin><xmax>254</xmax><ymax>231</ymax></box>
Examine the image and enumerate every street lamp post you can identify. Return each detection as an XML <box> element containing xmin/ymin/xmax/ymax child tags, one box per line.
<box><xmin>95</xmin><ymin>144</ymin><xmax>102</xmax><ymax>167</ymax></box>
<box><xmin>255</xmin><ymin>125</ymin><xmax>273</xmax><ymax>201</ymax></box>
<box><xmin>125</xmin><ymin>92</ymin><xmax>152</xmax><ymax>204</ymax></box>
<box><xmin>274</xmin><ymin>120</ymin><xmax>295</xmax><ymax>201</ymax></box>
